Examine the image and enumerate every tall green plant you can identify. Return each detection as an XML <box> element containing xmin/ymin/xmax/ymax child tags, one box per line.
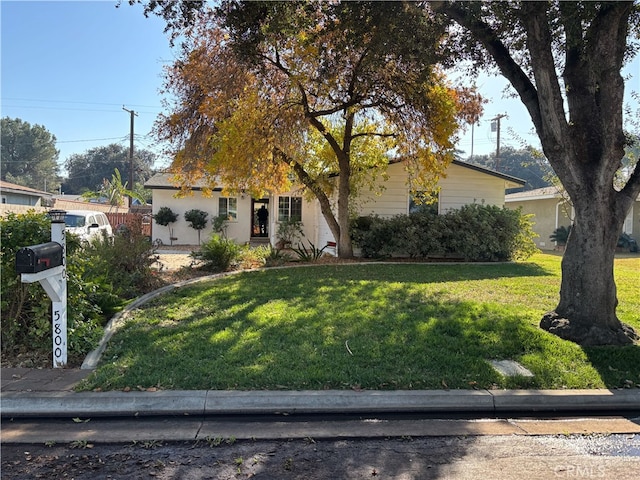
<box><xmin>84</xmin><ymin>228</ymin><xmax>161</xmax><ymax>300</ymax></box>
<box><xmin>81</xmin><ymin>168</ymin><xmax>146</xmax><ymax>208</ymax></box>
<box><xmin>154</xmin><ymin>206</ymin><xmax>179</xmax><ymax>245</ymax></box>
<box><xmin>276</xmin><ymin>219</ymin><xmax>304</xmax><ymax>249</ymax></box>
<box><xmin>184</xmin><ymin>209</ymin><xmax>208</xmax><ymax>245</ymax></box>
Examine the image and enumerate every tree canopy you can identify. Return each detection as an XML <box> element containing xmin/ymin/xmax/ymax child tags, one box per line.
<box><xmin>155</xmin><ymin>1</ymin><xmax>483</xmax><ymax>257</ymax></box>
<box><xmin>63</xmin><ymin>143</ymin><xmax>156</xmax><ymax>195</ymax></box>
<box><xmin>1</xmin><ymin>117</ymin><xmax>60</xmax><ymax>192</ymax></box>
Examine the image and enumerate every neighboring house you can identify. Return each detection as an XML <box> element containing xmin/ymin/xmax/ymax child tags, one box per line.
<box><xmin>0</xmin><ymin>180</ymin><xmax>53</xmax><ymax>215</ymax></box>
<box><xmin>145</xmin><ymin>160</ymin><xmax>525</xmax><ymax>253</ymax></box>
<box><xmin>505</xmin><ymin>186</ymin><xmax>639</xmax><ymax>250</ymax></box>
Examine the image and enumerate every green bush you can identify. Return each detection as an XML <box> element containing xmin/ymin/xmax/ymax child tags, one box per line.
<box><xmin>0</xmin><ymin>211</ymin><xmax>103</xmax><ymax>357</ymax></box>
<box><xmin>550</xmin><ymin>225</ymin><xmax>571</xmax><ymax>245</ymax></box>
<box><xmin>154</xmin><ymin>206</ymin><xmax>179</xmax><ymax>245</ymax></box>
<box><xmin>83</xmin><ymin>227</ymin><xmax>162</xmax><ymax>301</ymax></box>
<box><xmin>192</xmin><ymin>234</ymin><xmax>242</xmax><ymax>272</ymax></box>
<box><xmin>263</xmin><ymin>245</ymin><xmax>293</xmax><ymax>267</ymax></box>
<box><xmin>351</xmin><ymin>204</ymin><xmax>538</xmax><ymax>261</ymax></box>
<box><xmin>292</xmin><ymin>241</ymin><xmax>327</xmax><ymax>262</ymax></box>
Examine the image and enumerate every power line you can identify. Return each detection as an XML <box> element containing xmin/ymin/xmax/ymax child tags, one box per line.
<box><xmin>3</xmin><ymin>97</ymin><xmax>162</xmax><ymax>109</ymax></box>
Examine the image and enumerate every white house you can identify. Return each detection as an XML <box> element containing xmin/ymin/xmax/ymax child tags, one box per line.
<box><xmin>505</xmin><ymin>186</ymin><xmax>639</xmax><ymax>250</ymax></box>
<box><xmin>145</xmin><ymin>160</ymin><xmax>525</xmax><ymax>252</ymax></box>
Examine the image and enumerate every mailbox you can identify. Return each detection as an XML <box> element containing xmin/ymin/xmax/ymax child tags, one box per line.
<box><xmin>16</xmin><ymin>242</ymin><xmax>63</xmax><ymax>274</ymax></box>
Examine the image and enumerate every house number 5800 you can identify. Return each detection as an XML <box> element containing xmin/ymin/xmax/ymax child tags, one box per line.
<box><xmin>53</xmin><ymin>310</ymin><xmax>63</xmax><ymax>359</ymax></box>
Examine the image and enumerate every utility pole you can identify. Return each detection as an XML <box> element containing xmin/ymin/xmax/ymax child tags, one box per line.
<box><xmin>490</xmin><ymin>114</ymin><xmax>507</xmax><ymax>170</ymax></box>
<box><xmin>122</xmin><ymin>106</ymin><xmax>138</xmax><ymax>208</ymax></box>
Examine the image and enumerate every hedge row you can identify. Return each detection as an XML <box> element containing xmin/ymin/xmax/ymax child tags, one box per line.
<box><xmin>350</xmin><ymin>204</ymin><xmax>538</xmax><ymax>261</ymax></box>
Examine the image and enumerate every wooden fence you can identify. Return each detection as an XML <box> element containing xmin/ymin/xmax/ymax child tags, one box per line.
<box><xmin>105</xmin><ymin>212</ymin><xmax>152</xmax><ymax>238</ymax></box>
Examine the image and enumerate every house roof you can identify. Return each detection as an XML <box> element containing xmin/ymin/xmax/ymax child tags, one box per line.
<box><xmin>146</xmin><ymin>160</ymin><xmax>526</xmax><ymax>192</ymax></box>
<box><xmin>144</xmin><ymin>172</ymin><xmax>222</xmax><ymax>191</ymax></box>
<box><xmin>505</xmin><ymin>185</ymin><xmax>640</xmax><ymax>202</ymax></box>
<box><xmin>451</xmin><ymin>160</ymin><xmax>526</xmax><ymax>188</ymax></box>
<box><xmin>505</xmin><ymin>186</ymin><xmax>563</xmax><ymax>202</ymax></box>
<box><xmin>0</xmin><ymin>180</ymin><xmax>53</xmax><ymax>199</ymax></box>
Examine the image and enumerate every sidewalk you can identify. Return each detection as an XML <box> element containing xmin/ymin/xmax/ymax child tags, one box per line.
<box><xmin>2</xmin><ymin>367</ymin><xmax>640</xmax><ymax>418</ymax></box>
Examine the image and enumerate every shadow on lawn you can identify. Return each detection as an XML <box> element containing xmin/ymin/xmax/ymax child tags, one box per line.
<box><xmin>582</xmin><ymin>344</ymin><xmax>640</xmax><ymax>389</ymax></box>
<box><xmin>82</xmin><ymin>261</ymin><xmax>639</xmax><ymax>392</ymax></box>
<box><xmin>82</xmin><ymin>263</ymin><xmax>582</xmax><ymax>392</ymax></box>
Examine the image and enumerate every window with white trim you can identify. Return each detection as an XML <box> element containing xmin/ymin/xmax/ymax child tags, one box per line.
<box><xmin>219</xmin><ymin>197</ymin><xmax>238</xmax><ymax>220</ymax></box>
<box><xmin>278</xmin><ymin>196</ymin><xmax>302</xmax><ymax>222</ymax></box>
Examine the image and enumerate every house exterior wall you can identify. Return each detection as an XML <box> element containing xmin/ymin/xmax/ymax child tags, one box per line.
<box><xmin>151</xmin><ymin>189</ymin><xmax>253</xmax><ymax>246</ymax></box>
<box><xmin>505</xmin><ymin>197</ymin><xmax>573</xmax><ymax>250</ymax></box>
<box><xmin>147</xmin><ymin>161</ymin><xmax>519</xmax><ymax>252</ymax></box>
<box><xmin>624</xmin><ymin>203</ymin><xmax>638</xmax><ymax>238</ymax></box>
<box><xmin>354</xmin><ymin>161</ymin><xmax>509</xmax><ymax>218</ymax></box>
<box><xmin>271</xmin><ymin>191</ymin><xmax>320</xmax><ymax>247</ymax></box>
<box><xmin>151</xmin><ymin>187</ymin><xmax>323</xmax><ymax>247</ymax></box>
<box><xmin>438</xmin><ymin>163</ymin><xmax>509</xmax><ymax>212</ymax></box>
<box><xmin>1</xmin><ymin>191</ymin><xmax>42</xmax><ymax>207</ymax></box>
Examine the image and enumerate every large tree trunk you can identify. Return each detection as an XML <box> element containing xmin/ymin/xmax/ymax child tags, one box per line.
<box><xmin>336</xmin><ymin>161</ymin><xmax>354</xmax><ymax>258</ymax></box>
<box><xmin>289</xmin><ymin>157</ymin><xmax>353</xmax><ymax>258</ymax></box>
<box><xmin>541</xmin><ymin>190</ymin><xmax>638</xmax><ymax>345</ymax></box>
<box><xmin>433</xmin><ymin>1</ymin><xmax>640</xmax><ymax>345</ymax></box>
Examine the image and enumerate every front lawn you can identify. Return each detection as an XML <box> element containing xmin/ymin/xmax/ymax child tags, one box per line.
<box><xmin>79</xmin><ymin>254</ymin><xmax>640</xmax><ymax>391</ymax></box>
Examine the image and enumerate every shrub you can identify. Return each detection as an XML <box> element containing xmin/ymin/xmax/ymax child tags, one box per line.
<box><xmin>618</xmin><ymin>233</ymin><xmax>638</xmax><ymax>252</ymax></box>
<box><xmin>350</xmin><ymin>204</ymin><xmax>538</xmax><ymax>261</ymax></box>
<box><xmin>263</xmin><ymin>245</ymin><xmax>293</xmax><ymax>267</ymax></box>
<box><xmin>192</xmin><ymin>234</ymin><xmax>242</xmax><ymax>272</ymax></box>
<box><xmin>212</xmin><ymin>213</ymin><xmax>230</xmax><ymax>238</ymax></box>
<box><xmin>292</xmin><ymin>241</ymin><xmax>327</xmax><ymax>262</ymax></box>
<box><xmin>0</xmin><ymin>211</ymin><xmax>103</xmax><ymax>357</ymax></box>
<box><xmin>83</xmin><ymin>226</ymin><xmax>162</xmax><ymax>301</ymax></box>
<box><xmin>550</xmin><ymin>225</ymin><xmax>571</xmax><ymax>245</ymax></box>
<box><xmin>237</xmin><ymin>244</ymin><xmax>269</xmax><ymax>269</ymax></box>
<box><xmin>276</xmin><ymin>219</ymin><xmax>304</xmax><ymax>249</ymax></box>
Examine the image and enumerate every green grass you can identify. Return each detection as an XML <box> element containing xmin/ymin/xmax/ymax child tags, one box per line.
<box><xmin>79</xmin><ymin>254</ymin><xmax>640</xmax><ymax>391</ymax></box>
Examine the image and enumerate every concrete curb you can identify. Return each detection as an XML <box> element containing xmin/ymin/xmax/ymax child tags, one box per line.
<box><xmin>2</xmin><ymin>389</ymin><xmax>639</xmax><ymax>418</ymax></box>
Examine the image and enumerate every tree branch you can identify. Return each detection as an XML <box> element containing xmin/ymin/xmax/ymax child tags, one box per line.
<box><xmin>431</xmin><ymin>2</ymin><xmax>543</xmax><ymax>133</ymax></box>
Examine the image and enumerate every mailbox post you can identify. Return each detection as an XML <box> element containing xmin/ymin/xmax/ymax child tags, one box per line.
<box><xmin>17</xmin><ymin>209</ymin><xmax>68</xmax><ymax>368</ymax></box>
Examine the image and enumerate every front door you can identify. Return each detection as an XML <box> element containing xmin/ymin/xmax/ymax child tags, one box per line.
<box><xmin>251</xmin><ymin>199</ymin><xmax>270</xmax><ymax>238</ymax></box>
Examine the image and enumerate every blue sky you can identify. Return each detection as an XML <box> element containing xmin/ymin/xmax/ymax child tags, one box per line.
<box><xmin>1</xmin><ymin>0</ymin><xmax>175</xmax><ymax>173</ymax></box>
<box><xmin>2</xmin><ymin>1</ymin><xmax>639</xmax><ymax>177</ymax></box>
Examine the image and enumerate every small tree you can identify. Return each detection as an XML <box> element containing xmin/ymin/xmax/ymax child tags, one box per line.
<box><xmin>154</xmin><ymin>207</ymin><xmax>179</xmax><ymax>246</ymax></box>
<box><xmin>184</xmin><ymin>209</ymin><xmax>208</xmax><ymax>245</ymax></box>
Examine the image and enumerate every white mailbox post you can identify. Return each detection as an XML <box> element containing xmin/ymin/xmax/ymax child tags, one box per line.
<box><xmin>18</xmin><ymin>209</ymin><xmax>68</xmax><ymax>368</ymax></box>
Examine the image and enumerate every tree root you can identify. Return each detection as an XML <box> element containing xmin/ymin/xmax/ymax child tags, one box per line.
<box><xmin>540</xmin><ymin>312</ymin><xmax>639</xmax><ymax>346</ymax></box>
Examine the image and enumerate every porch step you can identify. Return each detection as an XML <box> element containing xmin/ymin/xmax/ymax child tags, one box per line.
<box><xmin>250</xmin><ymin>237</ymin><xmax>271</xmax><ymax>247</ymax></box>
